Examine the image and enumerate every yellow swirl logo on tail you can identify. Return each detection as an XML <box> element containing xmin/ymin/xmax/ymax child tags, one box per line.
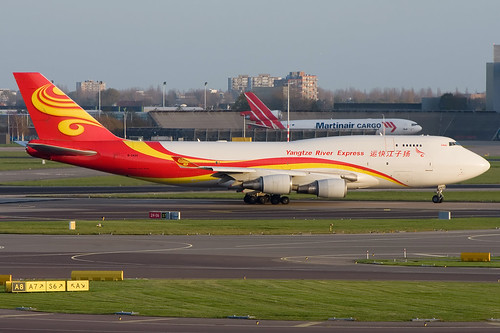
<box><xmin>31</xmin><ymin>84</ymin><xmax>105</xmax><ymax>137</ymax></box>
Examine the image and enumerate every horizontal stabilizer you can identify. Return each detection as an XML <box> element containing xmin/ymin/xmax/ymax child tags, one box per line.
<box><xmin>14</xmin><ymin>141</ymin><xmax>28</xmax><ymax>147</ymax></box>
<box><xmin>27</xmin><ymin>143</ymin><xmax>97</xmax><ymax>156</ymax></box>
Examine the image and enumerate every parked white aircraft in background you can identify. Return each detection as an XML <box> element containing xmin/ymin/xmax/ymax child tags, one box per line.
<box><xmin>242</xmin><ymin>92</ymin><xmax>422</xmax><ymax>135</ymax></box>
<box><xmin>15</xmin><ymin>72</ymin><xmax>488</xmax><ymax>205</ymax></box>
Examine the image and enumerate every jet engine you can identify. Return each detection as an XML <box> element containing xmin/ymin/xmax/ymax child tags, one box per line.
<box><xmin>296</xmin><ymin>178</ymin><xmax>347</xmax><ymax>198</ymax></box>
<box><xmin>242</xmin><ymin>174</ymin><xmax>292</xmax><ymax>194</ymax></box>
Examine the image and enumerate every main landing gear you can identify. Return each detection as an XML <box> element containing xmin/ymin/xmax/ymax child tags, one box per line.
<box><xmin>243</xmin><ymin>193</ymin><xmax>290</xmax><ymax>205</ymax></box>
<box><xmin>432</xmin><ymin>185</ymin><xmax>445</xmax><ymax>203</ymax></box>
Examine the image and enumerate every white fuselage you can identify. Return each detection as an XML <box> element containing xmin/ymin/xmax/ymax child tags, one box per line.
<box><xmin>286</xmin><ymin>118</ymin><xmax>422</xmax><ymax>135</ymax></box>
<box><xmin>159</xmin><ymin>135</ymin><xmax>489</xmax><ymax>189</ymax></box>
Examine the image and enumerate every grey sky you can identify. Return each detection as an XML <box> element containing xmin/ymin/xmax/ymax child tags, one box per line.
<box><xmin>2</xmin><ymin>0</ymin><xmax>499</xmax><ymax>93</ymax></box>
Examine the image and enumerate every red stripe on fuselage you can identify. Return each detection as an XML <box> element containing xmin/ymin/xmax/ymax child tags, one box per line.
<box><xmin>27</xmin><ymin>139</ymin><xmax>405</xmax><ymax>186</ymax></box>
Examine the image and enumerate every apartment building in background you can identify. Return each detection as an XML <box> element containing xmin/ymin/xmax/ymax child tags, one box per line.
<box><xmin>228</xmin><ymin>71</ymin><xmax>317</xmax><ymax>101</ymax></box>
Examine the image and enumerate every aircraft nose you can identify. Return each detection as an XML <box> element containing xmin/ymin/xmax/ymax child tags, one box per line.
<box><xmin>414</xmin><ymin>125</ymin><xmax>422</xmax><ymax>133</ymax></box>
<box><xmin>469</xmin><ymin>154</ymin><xmax>490</xmax><ymax>178</ymax></box>
<box><xmin>478</xmin><ymin>156</ymin><xmax>491</xmax><ymax>174</ymax></box>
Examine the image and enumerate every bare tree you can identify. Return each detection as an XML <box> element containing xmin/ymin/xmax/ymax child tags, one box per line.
<box><xmin>9</xmin><ymin>113</ymin><xmax>30</xmax><ymax>140</ymax></box>
<box><xmin>101</xmin><ymin>88</ymin><xmax>120</xmax><ymax>106</ymax></box>
<box><xmin>333</xmin><ymin>87</ymin><xmax>438</xmax><ymax>104</ymax></box>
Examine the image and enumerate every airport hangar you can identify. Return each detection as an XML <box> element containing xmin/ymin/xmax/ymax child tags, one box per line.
<box><xmin>125</xmin><ymin>103</ymin><xmax>500</xmax><ymax>142</ymax></box>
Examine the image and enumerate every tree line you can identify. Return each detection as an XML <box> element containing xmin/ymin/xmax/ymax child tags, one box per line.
<box><xmin>9</xmin><ymin>83</ymin><xmax>482</xmax><ymax>112</ymax></box>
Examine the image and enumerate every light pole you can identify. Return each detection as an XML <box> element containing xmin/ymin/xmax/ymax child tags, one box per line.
<box><xmin>7</xmin><ymin>113</ymin><xmax>10</xmax><ymax>142</ymax></box>
<box><xmin>204</xmin><ymin>82</ymin><xmax>208</xmax><ymax>110</ymax></box>
<box><xmin>98</xmin><ymin>80</ymin><xmax>102</xmax><ymax>117</ymax></box>
<box><xmin>287</xmin><ymin>81</ymin><xmax>291</xmax><ymax>142</ymax></box>
<box><xmin>123</xmin><ymin>108</ymin><xmax>127</xmax><ymax>139</ymax></box>
<box><xmin>162</xmin><ymin>81</ymin><xmax>166</xmax><ymax>108</ymax></box>
<box><xmin>243</xmin><ymin>115</ymin><xmax>246</xmax><ymax>138</ymax></box>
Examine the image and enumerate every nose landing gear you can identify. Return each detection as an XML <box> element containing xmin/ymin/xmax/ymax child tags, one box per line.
<box><xmin>432</xmin><ymin>185</ymin><xmax>445</xmax><ymax>203</ymax></box>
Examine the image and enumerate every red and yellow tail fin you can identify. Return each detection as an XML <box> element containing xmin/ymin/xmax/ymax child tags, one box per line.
<box><xmin>13</xmin><ymin>72</ymin><xmax>119</xmax><ymax>141</ymax></box>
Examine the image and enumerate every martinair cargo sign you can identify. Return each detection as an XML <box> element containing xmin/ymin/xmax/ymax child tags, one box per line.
<box><xmin>315</xmin><ymin>121</ymin><xmax>392</xmax><ymax>131</ymax></box>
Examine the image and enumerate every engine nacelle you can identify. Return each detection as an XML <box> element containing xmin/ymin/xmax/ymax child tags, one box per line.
<box><xmin>242</xmin><ymin>174</ymin><xmax>292</xmax><ymax>194</ymax></box>
<box><xmin>296</xmin><ymin>178</ymin><xmax>347</xmax><ymax>198</ymax></box>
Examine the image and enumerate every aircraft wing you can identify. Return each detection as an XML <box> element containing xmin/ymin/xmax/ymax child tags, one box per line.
<box><xmin>203</xmin><ymin>165</ymin><xmax>360</xmax><ymax>186</ymax></box>
<box><xmin>172</xmin><ymin>155</ymin><xmax>361</xmax><ymax>190</ymax></box>
<box><xmin>203</xmin><ymin>166</ymin><xmax>308</xmax><ymax>176</ymax></box>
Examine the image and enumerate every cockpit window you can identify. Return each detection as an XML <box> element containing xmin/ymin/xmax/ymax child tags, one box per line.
<box><xmin>449</xmin><ymin>141</ymin><xmax>461</xmax><ymax>146</ymax></box>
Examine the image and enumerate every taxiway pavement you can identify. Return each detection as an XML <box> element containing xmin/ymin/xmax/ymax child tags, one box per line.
<box><xmin>2</xmin><ymin>309</ymin><xmax>499</xmax><ymax>333</ymax></box>
<box><xmin>1</xmin><ymin>196</ymin><xmax>500</xmax><ymax>221</ymax></box>
<box><xmin>1</xmin><ymin>230</ymin><xmax>500</xmax><ymax>282</ymax></box>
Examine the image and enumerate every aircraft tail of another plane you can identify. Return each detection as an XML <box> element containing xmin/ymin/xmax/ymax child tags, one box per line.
<box><xmin>13</xmin><ymin>72</ymin><xmax>120</xmax><ymax>142</ymax></box>
<box><xmin>243</xmin><ymin>92</ymin><xmax>285</xmax><ymax>129</ymax></box>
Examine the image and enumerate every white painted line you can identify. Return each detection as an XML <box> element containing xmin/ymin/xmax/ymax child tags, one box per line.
<box><xmin>71</xmin><ymin>243</ymin><xmax>193</xmax><ymax>263</ymax></box>
<box><xmin>0</xmin><ymin>313</ymin><xmax>52</xmax><ymax>318</ymax></box>
<box><xmin>118</xmin><ymin>317</ymin><xmax>175</xmax><ymax>324</ymax></box>
<box><xmin>412</xmin><ymin>253</ymin><xmax>449</xmax><ymax>258</ymax></box>
<box><xmin>468</xmin><ymin>233</ymin><xmax>500</xmax><ymax>242</ymax></box>
<box><xmin>294</xmin><ymin>321</ymin><xmax>321</xmax><ymax>327</ymax></box>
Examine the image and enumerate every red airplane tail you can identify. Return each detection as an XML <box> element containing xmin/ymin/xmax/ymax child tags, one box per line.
<box><xmin>13</xmin><ymin>72</ymin><xmax>120</xmax><ymax>141</ymax></box>
<box><xmin>243</xmin><ymin>92</ymin><xmax>285</xmax><ymax>129</ymax></box>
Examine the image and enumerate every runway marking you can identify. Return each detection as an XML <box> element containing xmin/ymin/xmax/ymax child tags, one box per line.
<box><xmin>235</xmin><ymin>235</ymin><xmax>428</xmax><ymax>249</ymax></box>
<box><xmin>0</xmin><ymin>313</ymin><xmax>52</xmax><ymax>318</ymax></box>
<box><xmin>282</xmin><ymin>253</ymin><xmax>359</xmax><ymax>261</ymax></box>
<box><xmin>413</xmin><ymin>253</ymin><xmax>449</xmax><ymax>258</ymax></box>
<box><xmin>118</xmin><ymin>317</ymin><xmax>175</xmax><ymax>323</ymax></box>
<box><xmin>71</xmin><ymin>243</ymin><xmax>193</xmax><ymax>263</ymax></box>
<box><xmin>487</xmin><ymin>322</ymin><xmax>500</xmax><ymax>326</ymax></box>
<box><xmin>468</xmin><ymin>233</ymin><xmax>500</xmax><ymax>242</ymax></box>
<box><xmin>282</xmin><ymin>253</ymin><xmax>377</xmax><ymax>264</ymax></box>
<box><xmin>294</xmin><ymin>321</ymin><xmax>321</xmax><ymax>327</ymax></box>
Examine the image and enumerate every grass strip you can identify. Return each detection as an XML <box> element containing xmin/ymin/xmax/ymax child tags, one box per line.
<box><xmin>0</xmin><ymin>151</ymin><xmax>66</xmax><ymax>171</ymax></box>
<box><xmin>1</xmin><ymin>217</ymin><xmax>499</xmax><ymax>235</ymax></box>
<box><xmin>1</xmin><ymin>279</ymin><xmax>500</xmax><ymax>321</ymax></box>
<box><xmin>357</xmin><ymin>257</ymin><xmax>500</xmax><ymax>268</ymax></box>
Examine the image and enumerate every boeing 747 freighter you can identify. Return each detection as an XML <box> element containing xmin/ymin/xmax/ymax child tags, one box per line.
<box><xmin>14</xmin><ymin>73</ymin><xmax>488</xmax><ymax>205</ymax></box>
